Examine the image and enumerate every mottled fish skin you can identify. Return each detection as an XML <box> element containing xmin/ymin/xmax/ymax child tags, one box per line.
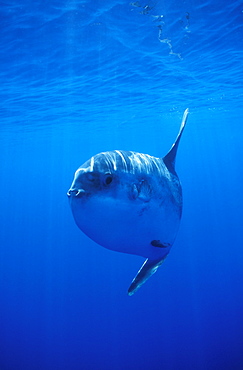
<box><xmin>67</xmin><ymin>109</ymin><xmax>189</xmax><ymax>295</ymax></box>
<box><xmin>68</xmin><ymin>150</ymin><xmax>181</xmax><ymax>259</ymax></box>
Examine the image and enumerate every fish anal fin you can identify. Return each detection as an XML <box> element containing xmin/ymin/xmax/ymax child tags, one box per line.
<box><xmin>127</xmin><ymin>255</ymin><xmax>168</xmax><ymax>296</ymax></box>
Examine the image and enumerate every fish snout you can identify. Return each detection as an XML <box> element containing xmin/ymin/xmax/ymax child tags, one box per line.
<box><xmin>67</xmin><ymin>188</ymin><xmax>86</xmax><ymax>198</ymax></box>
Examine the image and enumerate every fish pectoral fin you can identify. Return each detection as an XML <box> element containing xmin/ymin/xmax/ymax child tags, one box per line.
<box><xmin>127</xmin><ymin>255</ymin><xmax>168</xmax><ymax>296</ymax></box>
<box><xmin>131</xmin><ymin>179</ymin><xmax>151</xmax><ymax>202</ymax></box>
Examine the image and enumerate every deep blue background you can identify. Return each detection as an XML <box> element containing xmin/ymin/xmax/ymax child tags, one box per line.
<box><xmin>0</xmin><ymin>1</ymin><xmax>243</xmax><ymax>369</ymax></box>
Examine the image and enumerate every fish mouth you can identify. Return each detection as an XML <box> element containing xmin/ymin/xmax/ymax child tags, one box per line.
<box><xmin>67</xmin><ymin>188</ymin><xmax>86</xmax><ymax>198</ymax></box>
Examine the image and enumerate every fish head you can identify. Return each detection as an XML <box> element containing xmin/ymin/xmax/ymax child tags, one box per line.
<box><xmin>67</xmin><ymin>152</ymin><xmax>135</xmax><ymax>252</ymax></box>
<box><xmin>67</xmin><ymin>161</ymin><xmax>116</xmax><ymax>200</ymax></box>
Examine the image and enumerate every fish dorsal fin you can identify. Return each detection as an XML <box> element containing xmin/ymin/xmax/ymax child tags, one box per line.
<box><xmin>163</xmin><ymin>108</ymin><xmax>189</xmax><ymax>174</ymax></box>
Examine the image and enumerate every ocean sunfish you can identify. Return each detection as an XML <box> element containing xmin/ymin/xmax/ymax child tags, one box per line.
<box><xmin>67</xmin><ymin>109</ymin><xmax>189</xmax><ymax>295</ymax></box>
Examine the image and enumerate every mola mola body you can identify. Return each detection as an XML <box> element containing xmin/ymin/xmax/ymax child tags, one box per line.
<box><xmin>67</xmin><ymin>109</ymin><xmax>189</xmax><ymax>295</ymax></box>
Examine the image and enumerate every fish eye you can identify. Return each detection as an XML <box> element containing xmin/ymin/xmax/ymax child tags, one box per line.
<box><xmin>104</xmin><ymin>175</ymin><xmax>113</xmax><ymax>185</ymax></box>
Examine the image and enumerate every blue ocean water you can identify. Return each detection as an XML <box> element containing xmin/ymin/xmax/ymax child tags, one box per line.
<box><xmin>0</xmin><ymin>0</ymin><xmax>243</xmax><ymax>369</ymax></box>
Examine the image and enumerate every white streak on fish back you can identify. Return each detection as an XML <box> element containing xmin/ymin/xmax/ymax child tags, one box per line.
<box><xmin>115</xmin><ymin>150</ymin><xmax>128</xmax><ymax>172</ymax></box>
<box><xmin>100</xmin><ymin>152</ymin><xmax>117</xmax><ymax>171</ymax></box>
<box><xmin>90</xmin><ymin>156</ymin><xmax>95</xmax><ymax>172</ymax></box>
